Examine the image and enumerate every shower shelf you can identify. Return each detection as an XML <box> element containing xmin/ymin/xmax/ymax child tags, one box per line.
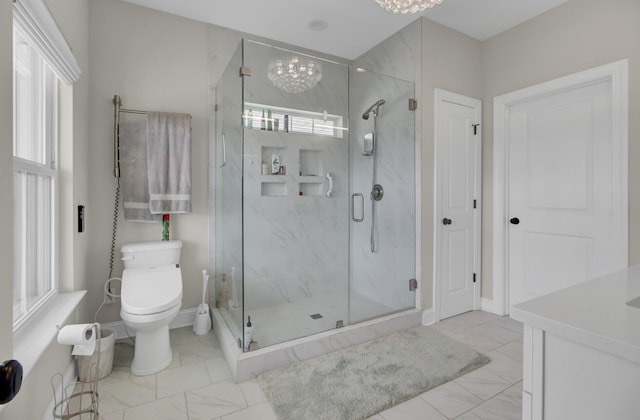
<box><xmin>299</xmin><ymin>182</ymin><xmax>324</xmax><ymax>197</ymax></box>
<box><xmin>261</xmin><ymin>181</ymin><xmax>287</xmax><ymax>197</ymax></box>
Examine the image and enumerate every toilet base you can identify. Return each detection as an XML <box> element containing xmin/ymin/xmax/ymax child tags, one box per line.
<box><xmin>131</xmin><ymin>324</ymin><xmax>172</xmax><ymax>376</ymax></box>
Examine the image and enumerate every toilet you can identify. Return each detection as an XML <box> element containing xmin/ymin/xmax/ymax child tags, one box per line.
<box><xmin>120</xmin><ymin>240</ymin><xmax>183</xmax><ymax>376</ymax></box>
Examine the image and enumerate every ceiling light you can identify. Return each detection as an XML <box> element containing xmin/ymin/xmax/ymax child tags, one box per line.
<box><xmin>375</xmin><ymin>0</ymin><xmax>443</xmax><ymax>14</ymax></box>
<box><xmin>267</xmin><ymin>56</ymin><xmax>322</xmax><ymax>94</ymax></box>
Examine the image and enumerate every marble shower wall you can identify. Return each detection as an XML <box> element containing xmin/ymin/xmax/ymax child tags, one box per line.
<box><xmin>349</xmin><ymin>71</ymin><xmax>416</xmax><ymax>316</ymax></box>
<box><xmin>349</xmin><ymin>21</ymin><xmax>420</xmax><ymax>317</ymax></box>
<box><xmin>242</xmin><ymin>41</ymin><xmax>350</xmax><ymax>312</ymax></box>
<box><xmin>354</xmin><ymin>20</ymin><xmax>420</xmax><ymax>84</ymax></box>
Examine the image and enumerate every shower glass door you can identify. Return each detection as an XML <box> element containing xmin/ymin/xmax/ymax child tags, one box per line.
<box><xmin>240</xmin><ymin>40</ymin><xmax>350</xmax><ymax>349</ymax></box>
<box><xmin>349</xmin><ymin>69</ymin><xmax>416</xmax><ymax>324</ymax></box>
<box><xmin>215</xmin><ymin>43</ymin><xmax>244</xmax><ymax>345</ymax></box>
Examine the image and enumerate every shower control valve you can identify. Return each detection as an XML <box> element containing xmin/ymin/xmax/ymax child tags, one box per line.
<box><xmin>372</xmin><ymin>184</ymin><xmax>384</xmax><ymax>201</ymax></box>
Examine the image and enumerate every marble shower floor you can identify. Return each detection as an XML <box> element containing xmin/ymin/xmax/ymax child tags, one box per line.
<box><xmin>76</xmin><ymin>310</ymin><xmax>523</xmax><ymax>419</ymax></box>
<box><xmin>224</xmin><ymin>292</ymin><xmax>395</xmax><ymax>349</ymax></box>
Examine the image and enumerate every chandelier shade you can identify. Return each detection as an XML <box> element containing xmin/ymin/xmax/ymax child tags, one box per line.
<box><xmin>375</xmin><ymin>0</ymin><xmax>443</xmax><ymax>14</ymax></box>
<box><xmin>267</xmin><ymin>56</ymin><xmax>322</xmax><ymax>94</ymax></box>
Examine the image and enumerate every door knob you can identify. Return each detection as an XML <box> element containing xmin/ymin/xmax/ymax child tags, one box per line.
<box><xmin>442</xmin><ymin>218</ymin><xmax>452</xmax><ymax>225</ymax></box>
<box><xmin>510</xmin><ymin>217</ymin><xmax>520</xmax><ymax>225</ymax></box>
<box><xmin>0</xmin><ymin>359</ymin><xmax>22</xmax><ymax>404</ymax></box>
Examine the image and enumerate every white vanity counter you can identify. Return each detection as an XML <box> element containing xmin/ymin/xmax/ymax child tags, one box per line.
<box><xmin>510</xmin><ymin>265</ymin><xmax>640</xmax><ymax>420</ymax></box>
<box><xmin>511</xmin><ymin>264</ymin><xmax>640</xmax><ymax>363</ymax></box>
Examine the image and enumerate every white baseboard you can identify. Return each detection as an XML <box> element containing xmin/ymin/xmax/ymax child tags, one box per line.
<box><xmin>481</xmin><ymin>298</ymin><xmax>506</xmax><ymax>316</ymax></box>
<box><xmin>103</xmin><ymin>307</ymin><xmax>199</xmax><ymax>340</ymax></box>
<box><xmin>42</xmin><ymin>359</ymin><xmax>77</xmax><ymax>420</ymax></box>
<box><xmin>421</xmin><ymin>309</ymin><xmax>435</xmax><ymax>325</ymax></box>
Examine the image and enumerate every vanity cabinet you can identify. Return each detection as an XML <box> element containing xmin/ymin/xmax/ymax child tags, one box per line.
<box><xmin>512</xmin><ymin>266</ymin><xmax>640</xmax><ymax>420</ymax></box>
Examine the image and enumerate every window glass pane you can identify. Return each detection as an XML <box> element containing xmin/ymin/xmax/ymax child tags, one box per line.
<box><xmin>313</xmin><ymin>118</ymin><xmax>335</xmax><ymax>136</ymax></box>
<box><xmin>13</xmin><ymin>172</ymin><xmax>53</xmax><ymax>323</ymax></box>
<box><xmin>244</xmin><ymin>103</ymin><xmax>345</xmax><ymax>138</ymax></box>
<box><xmin>13</xmin><ymin>27</ymin><xmax>47</xmax><ymax>165</ymax></box>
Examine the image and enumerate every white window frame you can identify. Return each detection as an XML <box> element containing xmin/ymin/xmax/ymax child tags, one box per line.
<box><xmin>12</xmin><ymin>23</ymin><xmax>60</xmax><ymax>331</ymax></box>
<box><xmin>11</xmin><ymin>0</ymin><xmax>80</xmax><ymax>332</ymax></box>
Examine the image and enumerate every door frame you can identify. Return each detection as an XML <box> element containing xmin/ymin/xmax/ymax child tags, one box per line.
<box><xmin>492</xmin><ymin>59</ymin><xmax>629</xmax><ymax>315</ymax></box>
<box><xmin>433</xmin><ymin>88</ymin><xmax>482</xmax><ymax>322</ymax></box>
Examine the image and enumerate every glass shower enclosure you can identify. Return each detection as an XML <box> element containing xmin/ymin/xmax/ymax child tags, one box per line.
<box><xmin>215</xmin><ymin>40</ymin><xmax>415</xmax><ymax>351</ymax></box>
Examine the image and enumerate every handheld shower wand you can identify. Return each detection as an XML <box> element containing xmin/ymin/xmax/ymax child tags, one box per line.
<box><xmin>361</xmin><ymin>99</ymin><xmax>386</xmax><ymax>253</ymax></box>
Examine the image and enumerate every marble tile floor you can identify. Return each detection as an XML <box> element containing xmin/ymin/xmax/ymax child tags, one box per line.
<box><xmin>77</xmin><ymin>310</ymin><xmax>522</xmax><ymax>420</ymax></box>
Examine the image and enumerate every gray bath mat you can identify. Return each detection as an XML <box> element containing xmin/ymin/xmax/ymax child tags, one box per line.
<box><xmin>258</xmin><ymin>326</ymin><xmax>490</xmax><ymax>420</ymax></box>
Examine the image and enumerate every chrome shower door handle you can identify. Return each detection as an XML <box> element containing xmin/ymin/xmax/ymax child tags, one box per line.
<box><xmin>220</xmin><ymin>132</ymin><xmax>227</xmax><ymax>167</ymax></box>
<box><xmin>352</xmin><ymin>193</ymin><xmax>364</xmax><ymax>222</ymax></box>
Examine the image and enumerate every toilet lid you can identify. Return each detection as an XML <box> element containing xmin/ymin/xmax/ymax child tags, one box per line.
<box><xmin>122</xmin><ymin>266</ymin><xmax>183</xmax><ymax>315</ymax></box>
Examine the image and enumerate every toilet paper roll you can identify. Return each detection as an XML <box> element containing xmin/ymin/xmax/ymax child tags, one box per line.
<box><xmin>57</xmin><ymin>324</ymin><xmax>96</xmax><ymax>356</ymax></box>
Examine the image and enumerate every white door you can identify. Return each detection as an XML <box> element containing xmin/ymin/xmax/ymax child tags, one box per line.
<box><xmin>435</xmin><ymin>90</ymin><xmax>481</xmax><ymax>320</ymax></box>
<box><xmin>508</xmin><ymin>79</ymin><xmax>624</xmax><ymax>306</ymax></box>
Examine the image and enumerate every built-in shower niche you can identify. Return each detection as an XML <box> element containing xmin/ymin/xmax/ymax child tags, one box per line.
<box><xmin>259</xmin><ymin>145</ymin><xmax>288</xmax><ymax>197</ymax></box>
<box><xmin>261</xmin><ymin>181</ymin><xmax>287</xmax><ymax>197</ymax></box>
<box><xmin>261</xmin><ymin>146</ymin><xmax>286</xmax><ymax>176</ymax></box>
<box><xmin>299</xmin><ymin>182</ymin><xmax>323</xmax><ymax>197</ymax></box>
<box><xmin>298</xmin><ymin>149</ymin><xmax>324</xmax><ymax>196</ymax></box>
<box><xmin>299</xmin><ymin>149</ymin><xmax>322</xmax><ymax>176</ymax></box>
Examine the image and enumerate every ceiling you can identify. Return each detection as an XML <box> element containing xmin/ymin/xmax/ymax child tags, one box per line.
<box><xmin>120</xmin><ymin>0</ymin><xmax>569</xmax><ymax>60</ymax></box>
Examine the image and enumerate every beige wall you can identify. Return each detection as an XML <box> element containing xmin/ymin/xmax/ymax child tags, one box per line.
<box><xmin>420</xmin><ymin>19</ymin><xmax>482</xmax><ymax>310</ymax></box>
<box><xmin>0</xmin><ymin>0</ymin><xmax>14</xmax><ymax>364</ymax></box>
<box><xmin>87</xmin><ymin>0</ymin><xmax>210</xmax><ymax>323</ymax></box>
<box><xmin>480</xmin><ymin>0</ymin><xmax>640</xmax><ymax>299</ymax></box>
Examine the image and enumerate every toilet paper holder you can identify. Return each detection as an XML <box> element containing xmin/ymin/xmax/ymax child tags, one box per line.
<box><xmin>52</xmin><ymin>323</ymin><xmax>101</xmax><ymax>420</ymax></box>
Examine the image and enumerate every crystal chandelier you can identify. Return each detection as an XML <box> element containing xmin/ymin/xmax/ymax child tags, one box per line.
<box><xmin>375</xmin><ymin>0</ymin><xmax>443</xmax><ymax>14</ymax></box>
<box><xmin>267</xmin><ymin>56</ymin><xmax>322</xmax><ymax>94</ymax></box>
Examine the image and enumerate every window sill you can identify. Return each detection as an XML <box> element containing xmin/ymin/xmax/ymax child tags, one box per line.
<box><xmin>12</xmin><ymin>291</ymin><xmax>86</xmax><ymax>379</ymax></box>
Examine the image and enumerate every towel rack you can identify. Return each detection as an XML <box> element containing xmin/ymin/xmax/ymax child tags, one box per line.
<box><xmin>112</xmin><ymin>94</ymin><xmax>149</xmax><ymax>179</ymax></box>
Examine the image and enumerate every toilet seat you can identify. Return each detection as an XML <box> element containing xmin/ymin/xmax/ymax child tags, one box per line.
<box><xmin>122</xmin><ymin>266</ymin><xmax>182</xmax><ymax>315</ymax></box>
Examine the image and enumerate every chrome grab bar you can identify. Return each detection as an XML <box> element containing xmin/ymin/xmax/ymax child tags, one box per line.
<box><xmin>325</xmin><ymin>171</ymin><xmax>334</xmax><ymax>198</ymax></box>
<box><xmin>352</xmin><ymin>193</ymin><xmax>364</xmax><ymax>222</ymax></box>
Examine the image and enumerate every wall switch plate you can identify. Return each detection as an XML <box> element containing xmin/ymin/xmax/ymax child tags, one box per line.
<box><xmin>78</xmin><ymin>205</ymin><xmax>85</xmax><ymax>233</ymax></box>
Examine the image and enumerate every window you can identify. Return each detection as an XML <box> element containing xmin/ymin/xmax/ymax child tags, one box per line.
<box><xmin>244</xmin><ymin>103</ymin><xmax>346</xmax><ymax>138</ymax></box>
<box><xmin>12</xmin><ymin>24</ymin><xmax>59</xmax><ymax>330</ymax></box>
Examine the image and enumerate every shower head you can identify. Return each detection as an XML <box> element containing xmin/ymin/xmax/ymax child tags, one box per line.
<box><xmin>362</xmin><ymin>99</ymin><xmax>386</xmax><ymax>120</ymax></box>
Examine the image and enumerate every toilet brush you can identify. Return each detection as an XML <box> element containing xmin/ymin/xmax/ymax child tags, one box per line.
<box><xmin>193</xmin><ymin>270</ymin><xmax>212</xmax><ymax>335</ymax></box>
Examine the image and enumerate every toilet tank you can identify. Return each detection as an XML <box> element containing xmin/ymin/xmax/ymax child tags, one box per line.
<box><xmin>121</xmin><ymin>240</ymin><xmax>182</xmax><ymax>269</ymax></box>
